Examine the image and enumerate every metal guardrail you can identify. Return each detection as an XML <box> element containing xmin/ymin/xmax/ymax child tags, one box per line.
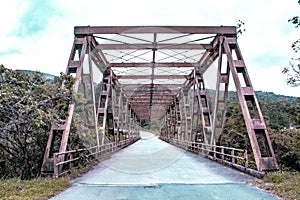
<box><xmin>53</xmin><ymin>137</ymin><xmax>140</xmax><ymax>178</ymax></box>
<box><xmin>160</xmin><ymin>137</ymin><xmax>265</xmax><ymax>178</ymax></box>
<box><xmin>160</xmin><ymin>137</ymin><xmax>248</xmax><ymax>169</ymax></box>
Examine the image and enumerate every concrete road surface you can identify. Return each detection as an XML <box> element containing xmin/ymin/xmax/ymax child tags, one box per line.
<box><xmin>51</xmin><ymin>131</ymin><xmax>278</xmax><ymax>200</ymax></box>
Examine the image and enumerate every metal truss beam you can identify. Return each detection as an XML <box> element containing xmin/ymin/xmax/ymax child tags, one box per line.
<box><xmin>74</xmin><ymin>26</ymin><xmax>237</xmax><ymax>35</ymax></box>
<box><xmin>111</xmin><ymin>62</ymin><xmax>197</xmax><ymax>68</ymax></box>
<box><xmin>129</xmin><ymin>99</ymin><xmax>173</xmax><ymax>104</ymax></box>
<box><xmin>129</xmin><ymin>96</ymin><xmax>175</xmax><ymax>100</ymax></box>
<box><xmin>123</xmin><ymin>88</ymin><xmax>179</xmax><ymax>92</ymax></box>
<box><xmin>117</xmin><ymin>75</ymin><xmax>189</xmax><ymax>79</ymax></box>
<box><xmin>99</xmin><ymin>44</ymin><xmax>212</xmax><ymax>50</ymax></box>
<box><xmin>121</xmin><ymin>84</ymin><xmax>182</xmax><ymax>89</ymax></box>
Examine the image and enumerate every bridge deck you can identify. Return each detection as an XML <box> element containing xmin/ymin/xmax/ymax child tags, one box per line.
<box><xmin>51</xmin><ymin>131</ymin><xmax>278</xmax><ymax>200</ymax></box>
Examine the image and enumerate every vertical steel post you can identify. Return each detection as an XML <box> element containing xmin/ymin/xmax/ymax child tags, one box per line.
<box><xmin>194</xmin><ymin>72</ymin><xmax>214</xmax><ymax>145</ymax></box>
<box><xmin>211</xmin><ymin>37</ymin><xmax>230</xmax><ymax>144</ymax></box>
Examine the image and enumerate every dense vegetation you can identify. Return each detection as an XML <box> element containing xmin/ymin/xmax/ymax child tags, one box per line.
<box><xmin>256</xmin><ymin>171</ymin><xmax>300</xmax><ymax>200</ymax></box>
<box><xmin>0</xmin><ymin>65</ymin><xmax>74</xmax><ymax>179</ymax></box>
<box><xmin>220</xmin><ymin>91</ymin><xmax>300</xmax><ymax>171</ymax></box>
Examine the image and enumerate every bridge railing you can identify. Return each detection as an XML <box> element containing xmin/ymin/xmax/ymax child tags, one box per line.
<box><xmin>53</xmin><ymin>137</ymin><xmax>140</xmax><ymax>178</ymax></box>
<box><xmin>160</xmin><ymin>137</ymin><xmax>248</xmax><ymax>170</ymax></box>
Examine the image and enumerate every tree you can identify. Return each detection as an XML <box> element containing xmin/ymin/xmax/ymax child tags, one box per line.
<box><xmin>270</xmin><ymin>129</ymin><xmax>300</xmax><ymax>171</ymax></box>
<box><xmin>0</xmin><ymin>65</ymin><xmax>74</xmax><ymax>179</ymax></box>
<box><xmin>282</xmin><ymin>0</ymin><xmax>300</xmax><ymax>86</ymax></box>
<box><xmin>236</xmin><ymin>19</ymin><xmax>246</xmax><ymax>38</ymax></box>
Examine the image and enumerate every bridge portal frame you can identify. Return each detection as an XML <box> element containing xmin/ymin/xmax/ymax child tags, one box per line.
<box><xmin>41</xmin><ymin>26</ymin><xmax>278</xmax><ymax>176</ymax></box>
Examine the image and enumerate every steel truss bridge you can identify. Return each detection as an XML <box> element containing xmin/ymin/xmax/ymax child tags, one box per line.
<box><xmin>41</xmin><ymin>26</ymin><xmax>278</xmax><ymax>177</ymax></box>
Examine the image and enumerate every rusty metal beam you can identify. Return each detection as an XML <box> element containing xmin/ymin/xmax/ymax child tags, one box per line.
<box><xmin>117</xmin><ymin>75</ymin><xmax>188</xmax><ymax>79</ymax></box>
<box><xmin>128</xmin><ymin>94</ymin><xmax>177</xmax><ymax>98</ymax></box>
<box><xmin>74</xmin><ymin>26</ymin><xmax>237</xmax><ymax>35</ymax></box>
<box><xmin>98</xmin><ymin>44</ymin><xmax>212</xmax><ymax>50</ymax></box>
<box><xmin>125</xmin><ymin>86</ymin><xmax>178</xmax><ymax>90</ymax></box>
<box><xmin>194</xmin><ymin>36</ymin><xmax>220</xmax><ymax>74</ymax></box>
<box><xmin>121</xmin><ymin>83</ymin><xmax>182</xmax><ymax>88</ymax></box>
<box><xmin>129</xmin><ymin>100</ymin><xmax>172</xmax><ymax>106</ymax></box>
<box><xmin>124</xmin><ymin>90</ymin><xmax>179</xmax><ymax>95</ymax></box>
<box><xmin>129</xmin><ymin>96</ymin><xmax>175</xmax><ymax>100</ymax></box>
<box><xmin>131</xmin><ymin>104</ymin><xmax>170</xmax><ymax>107</ymax></box>
<box><xmin>128</xmin><ymin>100</ymin><xmax>172</xmax><ymax>106</ymax></box>
<box><xmin>111</xmin><ymin>62</ymin><xmax>197</xmax><ymax>68</ymax></box>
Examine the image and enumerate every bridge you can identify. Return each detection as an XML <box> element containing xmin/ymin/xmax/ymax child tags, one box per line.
<box><xmin>50</xmin><ymin>131</ymin><xmax>278</xmax><ymax>199</ymax></box>
<box><xmin>40</xmin><ymin>26</ymin><xmax>278</xmax><ymax>180</ymax></box>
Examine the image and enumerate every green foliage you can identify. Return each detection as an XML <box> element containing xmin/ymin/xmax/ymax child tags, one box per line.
<box><xmin>67</xmin><ymin>160</ymin><xmax>100</xmax><ymax>179</ymax></box>
<box><xmin>263</xmin><ymin>171</ymin><xmax>283</xmax><ymax>184</ymax></box>
<box><xmin>270</xmin><ymin>129</ymin><xmax>300</xmax><ymax>171</ymax></box>
<box><xmin>258</xmin><ymin>171</ymin><xmax>300</xmax><ymax>200</ymax></box>
<box><xmin>236</xmin><ymin>20</ymin><xmax>245</xmax><ymax>38</ymax></box>
<box><xmin>283</xmin><ymin>1</ymin><xmax>300</xmax><ymax>87</ymax></box>
<box><xmin>0</xmin><ymin>65</ymin><xmax>74</xmax><ymax>179</ymax></box>
<box><xmin>68</xmin><ymin>86</ymin><xmax>98</xmax><ymax>149</ymax></box>
<box><xmin>261</xmin><ymin>102</ymin><xmax>299</xmax><ymax>130</ymax></box>
<box><xmin>221</xmin><ymin>102</ymin><xmax>249</xmax><ymax>149</ymax></box>
<box><xmin>220</xmin><ymin>92</ymin><xmax>300</xmax><ymax>171</ymax></box>
<box><xmin>0</xmin><ymin>178</ymin><xmax>70</xmax><ymax>200</ymax></box>
<box><xmin>227</xmin><ymin>90</ymin><xmax>298</xmax><ymax>104</ymax></box>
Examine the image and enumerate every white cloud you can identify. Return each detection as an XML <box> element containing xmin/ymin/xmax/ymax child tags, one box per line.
<box><xmin>247</xmin><ymin>64</ymin><xmax>299</xmax><ymax>97</ymax></box>
<box><xmin>0</xmin><ymin>0</ymin><xmax>299</xmax><ymax>96</ymax></box>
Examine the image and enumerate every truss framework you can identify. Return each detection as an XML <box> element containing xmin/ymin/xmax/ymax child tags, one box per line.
<box><xmin>41</xmin><ymin>26</ymin><xmax>278</xmax><ymax>174</ymax></box>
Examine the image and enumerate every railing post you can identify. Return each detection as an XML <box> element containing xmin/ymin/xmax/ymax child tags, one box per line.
<box><xmin>200</xmin><ymin>143</ymin><xmax>203</xmax><ymax>155</ymax></box>
<box><xmin>213</xmin><ymin>146</ymin><xmax>216</xmax><ymax>159</ymax></box>
<box><xmin>53</xmin><ymin>153</ymin><xmax>58</xmax><ymax>178</ymax></box>
<box><xmin>244</xmin><ymin>150</ymin><xmax>249</xmax><ymax>168</ymax></box>
<box><xmin>221</xmin><ymin>147</ymin><xmax>224</xmax><ymax>160</ymax></box>
<box><xmin>97</xmin><ymin>146</ymin><xmax>100</xmax><ymax>159</ymax></box>
<box><xmin>69</xmin><ymin>153</ymin><xmax>73</xmax><ymax>170</ymax></box>
<box><xmin>231</xmin><ymin>149</ymin><xmax>235</xmax><ymax>164</ymax></box>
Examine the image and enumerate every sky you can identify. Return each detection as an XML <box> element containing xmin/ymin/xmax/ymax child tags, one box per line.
<box><xmin>0</xmin><ymin>0</ymin><xmax>299</xmax><ymax>97</ymax></box>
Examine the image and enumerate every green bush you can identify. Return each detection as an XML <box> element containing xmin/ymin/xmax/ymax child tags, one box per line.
<box><xmin>0</xmin><ymin>65</ymin><xmax>74</xmax><ymax>179</ymax></box>
<box><xmin>270</xmin><ymin>129</ymin><xmax>300</xmax><ymax>171</ymax></box>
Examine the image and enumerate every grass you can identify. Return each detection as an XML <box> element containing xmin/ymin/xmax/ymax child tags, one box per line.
<box><xmin>0</xmin><ymin>158</ymin><xmax>107</xmax><ymax>200</ymax></box>
<box><xmin>0</xmin><ymin>178</ymin><xmax>71</xmax><ymax>200</ymax></box>
<box><xmin>253</xmin><ymin>171</ymin><xmax>300</xmax><ymax>200</ymax></box>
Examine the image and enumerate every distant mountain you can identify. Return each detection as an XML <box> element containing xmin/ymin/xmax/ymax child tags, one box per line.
<box><xmin>18</xmin><ymin>70</ymin><xmax>299</xmax><ymax>105</ymax></box>
<box><xmin>207</xmin><ymin>89</ymin><xmax>298</xmax><ymax>105</ymax></box>
<box><xmin>254</xmin><ymin>91</ymin><xmax>297</xmax><ymax>104</ymax></box>
<box><xmin>17</xmin><ymin>69</ymin><xmax>56</xmax><ymax>80</ymax></box>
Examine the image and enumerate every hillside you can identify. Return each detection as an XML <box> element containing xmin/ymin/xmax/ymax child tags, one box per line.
<box><xmin>17</xmin><ymin>69</ymin><xmax>56</xmax><ymax>80</ymax></box>
<box><xmin>255</xmin><ymin>91</ymin><xmax>298</xmax><ymax>104</ymax></box>
<box><xmin>18</xmin><ymin>69</ymin><xmax>299</xmax><ymax>104</ymax></box>
<box><xmin>228</xmin><ymin>90</ymin><xmax>298</xmax><ymax>104</ymax></box>
<box><xmin>206</xmin><ymin>89</ymin><xmax>297</xmax><ymax>104</ymax></box>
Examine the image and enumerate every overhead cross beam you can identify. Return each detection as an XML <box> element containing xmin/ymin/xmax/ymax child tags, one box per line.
<box><xmin>74</xmin><ymin>26</ymin><xmax>237</xmax><ymax>35</ymax></box>
<box><xmin>98</xmin><ymin>44</ymin><xmax>212</xmax><ymax>50</ymax></box>
<box><xmin>116</xmin><ymin>75</ymin><xmax>189</xmax><ymax>79</ymax></box>
<box><xmin>110</xmin><ymin>62</ymin><xmax>197</xmax><ymax>68</ymax></box>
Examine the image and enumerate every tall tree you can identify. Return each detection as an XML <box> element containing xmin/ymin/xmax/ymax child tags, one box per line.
<box><xmin>282</xmin><ymin>0</ymin><xmax>300</xmax><ymax>86</ymax></box>
<box><xmin>0</xmin><ymin>65</ymin><xmax>74</xmax><ymax>179</ymax></box>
